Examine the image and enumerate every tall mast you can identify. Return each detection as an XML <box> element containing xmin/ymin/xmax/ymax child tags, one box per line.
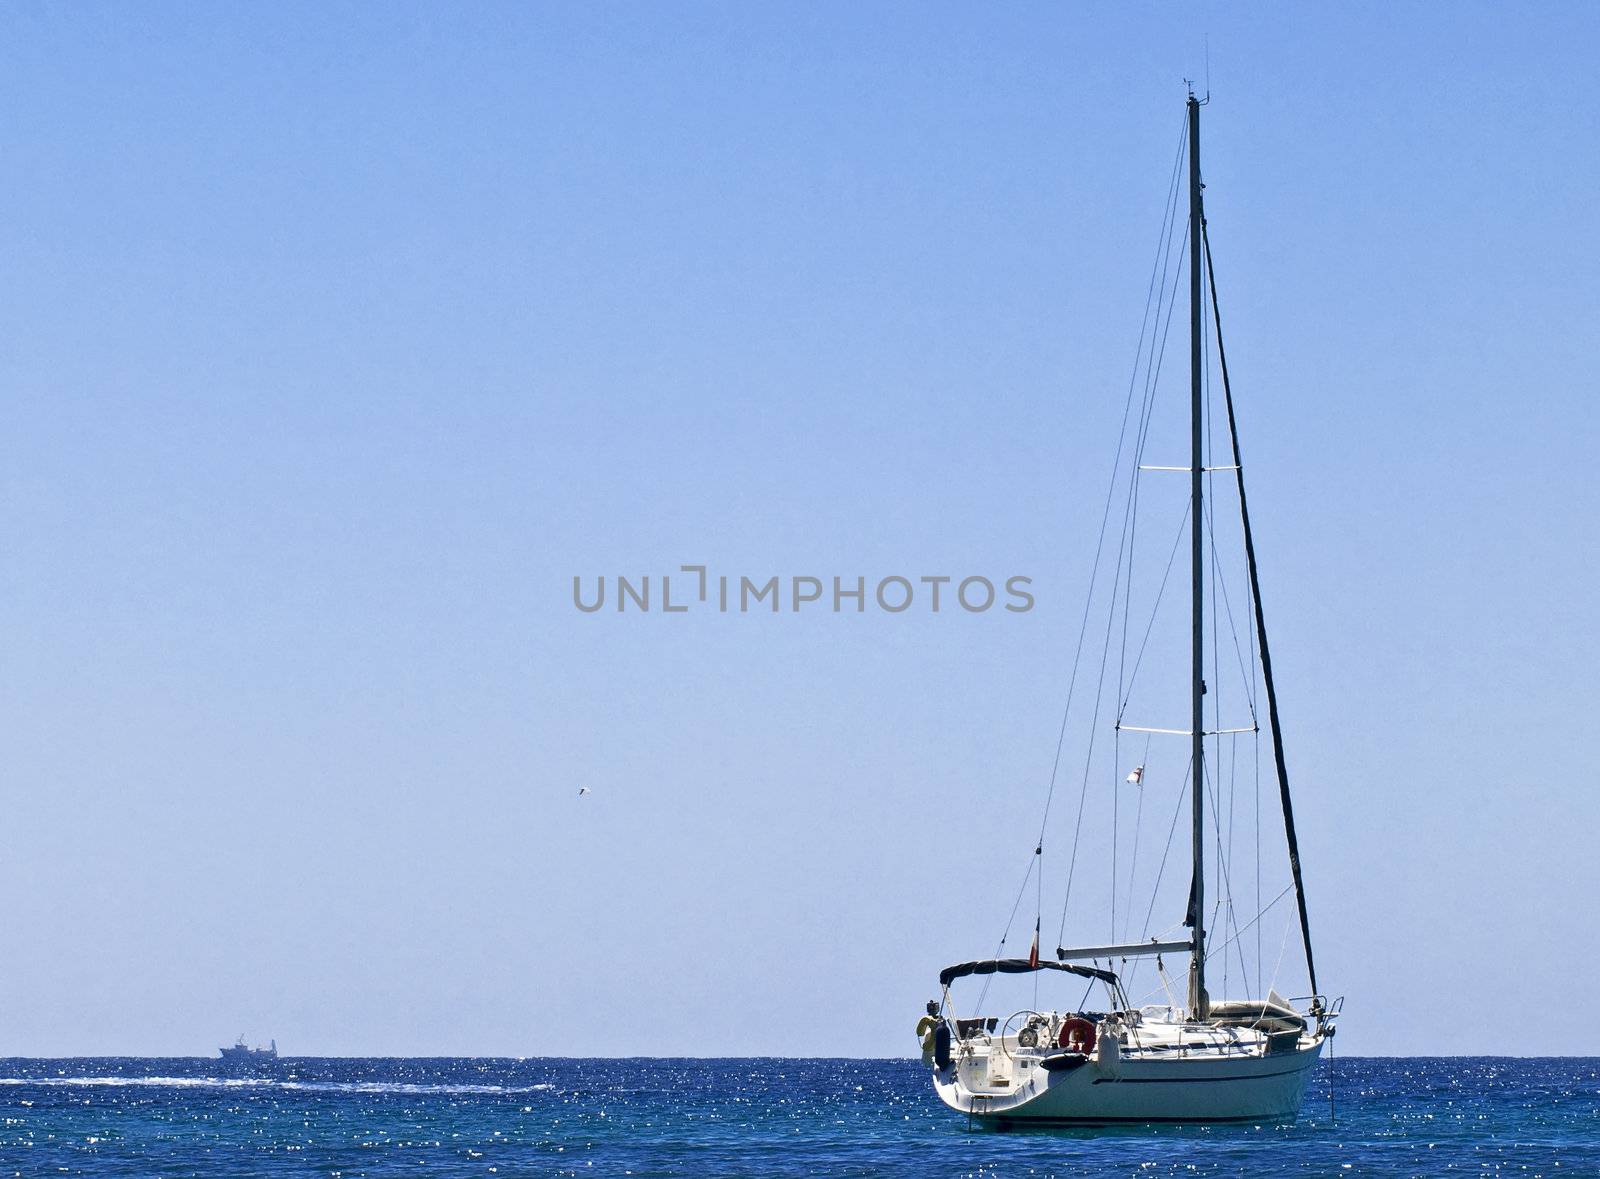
<box><xmin>1185</xmin><ymin>91</ymin><xmax>1208</xmax><ymax>1020</ymax></box>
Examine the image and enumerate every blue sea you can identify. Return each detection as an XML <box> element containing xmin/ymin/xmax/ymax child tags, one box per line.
<box><xmin>2</xmin><ymin>1057</ymin><xmax>1595</xmax><ymax>1176</ymax></box>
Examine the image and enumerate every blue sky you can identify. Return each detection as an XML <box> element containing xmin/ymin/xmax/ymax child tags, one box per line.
<box><xmin>1</xmin><ymin>3</ymin><xmax>1596</xmax><ymax>1057</ymax></box>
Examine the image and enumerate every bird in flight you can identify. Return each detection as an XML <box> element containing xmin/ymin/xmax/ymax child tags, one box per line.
<box><xmin>577</xmin><ymin>787</ymin><xmax>591</xmax><ymax>796</ymax></box>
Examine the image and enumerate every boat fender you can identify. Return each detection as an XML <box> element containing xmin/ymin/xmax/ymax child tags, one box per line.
<box><xmin>1094</xmin><ymin>1022</ymin><xmax>1121</xmax><ymax>1077</ymax></box>
<box><xmin>1056</xmin><ymin>1016</ymin><xmax>1097</xmax><ymax>1055</ymax></box>
<box><xmin>933</xmin><ymin>1022</ymin><xmax>953</xmax><ymax>1070</ymax></box>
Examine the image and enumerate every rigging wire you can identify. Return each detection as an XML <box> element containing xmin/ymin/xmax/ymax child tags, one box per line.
<box><xmin>1118</xmin><ymin>756</ymin><xmax>1193</xmax><ymax>1001</ymax></box>
<box><xmin>989</xmin><ymin>112</ymin><xmax>1315</xmax><ymax>1017</ymax></box>
<box><xmin>1120</xmin><ymin>733</ymin><xmax>1153</xmax><ymax>942</ymax></box>
<box><xmin>1020</xmin><ymin>113</ymin><xmax>1190</xmax><ymax>947</ymax></box>
<box><xmin>977</xmin><ymin>845</ymin><xmax>1040</xmax><ymax>1012</ymax></box>
<box><xmin>1227</xmin><ymin>731</ymin><xmax>1239</xmax><ymax>993</ymax></box>
<box><xmin>1203</xmin><ymin>497</ymin><xmax>1260</xmax><ymax>724</ymax></box>
<box><xmin>1116</xmin><ymin>504</ymin><xmax>1192</xmax><ymax>717</ymax></box>
<box><xmin>1254</xmin><ymin>630</ymin><xmax>1263</xmax><ymax>997</ymax></box>
<box><xmin>1203</xmin><ymin>217</ymin><xmax>1320</xmax><ymax>998</ymax></box>
<box><xmin>1047</xmin><ymin>120</ymin><xmax>1191</xmax><ymax>950</ymax></box>
<box><xmin>1200</xmin><ymin>880</ymin><xmax>1295</xmax><ymax>964</ymax></box>
<box><xmin>957</xmin><ymin>100</ymin><xmax>1328</xmax><ymax>1041</ymax></box>
<box><xmin>1056</xmin><ymin>218</ymin><xmax>1191</xmax><ymax>941</ymax></box>
<box><xmin>1201</xmin><ymin>754</ymin><xmax>1252</xmax><ymax>989</ymax></box>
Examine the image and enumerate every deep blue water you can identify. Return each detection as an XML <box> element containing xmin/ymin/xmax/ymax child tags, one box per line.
<box><xmin>1</xmin><ymin>1056</ymin><xmax>1596</xmax><ymax>1176</ymax></box>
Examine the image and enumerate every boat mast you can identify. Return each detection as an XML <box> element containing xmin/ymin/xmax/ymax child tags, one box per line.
<box><xmin>1185</xmin><ymin>90</ymin><xmax>1209</xmax><ymax>1021</ymax></box>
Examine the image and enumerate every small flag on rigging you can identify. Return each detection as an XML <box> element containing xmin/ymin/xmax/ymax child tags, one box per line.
<box><xmin>1028</xmin><ymin>920</ymin><xmax>1040</xmax><ymax>969</ymax></box>
<box><xmin>1125</xmin><ymin>765</ymin><xmax>1144</xmax><ymax>786</ymax></box>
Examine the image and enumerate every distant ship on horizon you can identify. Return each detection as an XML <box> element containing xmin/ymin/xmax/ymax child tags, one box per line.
<box><xmin>218</xmin><ymin>1036</ymin><xmax>278</xmax><ymax>1070</ymax></box>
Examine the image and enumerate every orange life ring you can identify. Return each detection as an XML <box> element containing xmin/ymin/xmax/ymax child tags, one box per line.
<box><xmin>1056</xmin><ymin>1016</ymin><xmax>1097</xmax><ymax>1055</ymax></box>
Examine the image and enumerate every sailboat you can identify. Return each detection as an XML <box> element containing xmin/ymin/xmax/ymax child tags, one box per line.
<box><xmin>927</xmin><ymin>92</ymin><xmax>1340</xmax><ymax>1125</ymax></box>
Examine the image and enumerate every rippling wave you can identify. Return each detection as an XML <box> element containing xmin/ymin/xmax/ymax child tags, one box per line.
<box><xmin>0</xmin><ymin>1074</ymin><xmax>557</xmax><ymax>1095</ymax></box>
<box><xmin>1</xmin><ymin>1057</ymin><xmax>1594</xmax><ymax>1176</ymax></box>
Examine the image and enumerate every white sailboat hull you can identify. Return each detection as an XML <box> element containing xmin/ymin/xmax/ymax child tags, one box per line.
<box><xmin>934</xmin><ymin>1037</ymin><xmax>1324</xmax><ymax>1126</ymax></box>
